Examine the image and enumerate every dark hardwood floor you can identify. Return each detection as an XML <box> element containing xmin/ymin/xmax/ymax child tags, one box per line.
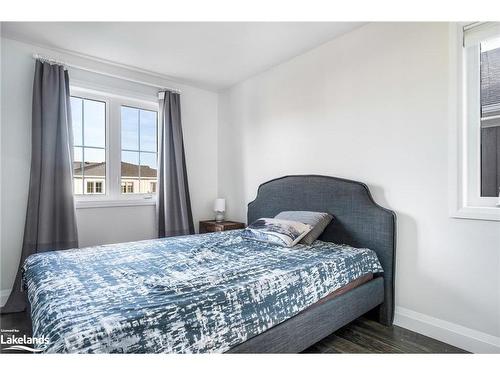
<box><xmin>304</xmin><ymin>317</ymin><xmax>467</xmax><ymax>353</ymax></box>
<box><xmin>0</xmin><ymin>312</ymin><xmax>467</xmax><ymax>354</ymax></box>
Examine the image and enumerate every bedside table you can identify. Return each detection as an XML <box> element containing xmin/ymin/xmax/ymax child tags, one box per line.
<box><xmin>199</xmin><ymin>220</ymin><xmax>245</xmax><ymax>234</ymax></box>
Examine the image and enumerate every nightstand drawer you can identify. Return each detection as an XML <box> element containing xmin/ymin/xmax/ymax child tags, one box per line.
<box><xmin>199</xmin><ymin>220</ymin><xmax>245</xmax><ymax>233</ymax></box>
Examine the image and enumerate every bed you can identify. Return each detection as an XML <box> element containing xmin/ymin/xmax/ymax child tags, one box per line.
<box><xmin>23</xmin><ymin>175</ymin><xmax>396</xmax><ymax>353</ymax></box>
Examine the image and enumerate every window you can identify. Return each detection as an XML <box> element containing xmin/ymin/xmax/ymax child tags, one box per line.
<box><xmin>121</xmin><ymin>106</ymin><xmax>158</xmax><ymax>194</ymax></box>
<box><xmin>71</xmin><ymin>97</ymin><xmax>106</xmax><ymax>195</ymax></box>
<box><xmin>121</xmin><ymin>181</ymin><xmax>134</xmax><ymax>194</ymax></box>
<box><xmin>95</xmin><ymin>181</ymin><xmax>103</xmax><ymax>193</ymax></box>
<box><xmin>451</xmin><ymin>22</ymin><xmax>500</xmax><ymax>221</ymax></box>
<box><xmin>480</xmin><ymin>39</ymin><xmax>500</xmax><ymax>197</ymax></box>
<box><xmin>84</xmin><ymin>180</ymin><xmax>104</xmax><ymax>194</ymax></box>
<box><xmin>69</xmin><ymin>88</ymin><xmax>158</xmax><ymax>207</ymax></box>
<box><xmin>86</xmin><ymin>181</ymin><xmax>94</xmax><ymax>194</ymax></box>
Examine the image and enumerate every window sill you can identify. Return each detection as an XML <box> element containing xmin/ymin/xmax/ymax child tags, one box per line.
<box><xmin>75</xmin><ymin>199</ymin><xmax>156</xmax><ymax>209</ymax></box>
<box><xmin>450</xmin><ymin>205</ymin><xmax>500</xmax><ymax>222</ymax></box>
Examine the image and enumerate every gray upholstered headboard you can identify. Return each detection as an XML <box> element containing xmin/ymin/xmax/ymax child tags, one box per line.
<box><xmin>247</xmin><ymin>175</ymin><xmax>396</xmax><ymax>325</ymax></box>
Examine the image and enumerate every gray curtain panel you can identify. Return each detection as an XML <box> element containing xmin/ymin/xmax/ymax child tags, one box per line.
<box><xmin>1</xmin><ymin>60</ymin><xmax>78</xmax><ymax>314</ymax></box>
<box><xmin>157</xmin><ymin>91</ymin><xmax>194</xmax><ymax>237</ymax></box>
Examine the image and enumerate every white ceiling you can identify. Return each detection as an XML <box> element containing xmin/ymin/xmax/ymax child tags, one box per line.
<box><xmin>1</xmin><ymin>22</ymin><xmax>364</xmax><ymax>90</ymax></box>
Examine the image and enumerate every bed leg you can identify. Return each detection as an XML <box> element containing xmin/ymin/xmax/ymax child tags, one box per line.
<box><xmin>366</xmin><ymin>303</ymin><xmax>394</xmax><ymax>327</ymax></box>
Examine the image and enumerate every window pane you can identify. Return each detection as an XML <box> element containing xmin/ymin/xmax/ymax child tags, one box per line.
<box><xmin>86</xmin><ymin>181</ymin><xmax>94</xmax><ymax>194</ymax></box>
<box><xmin>140</xmin><ymin>152</ymin><xmax>157</xmax><ymax>193</ymax></box>
<box><xmin>71</xmin><ymin>97</ymin><xmax>83</xmax><ymax>146</ymax></box>
<box><xmin>70</xmin><ymin>96</ymin><xmax>107</xmax><ymax>196</ymax></box>
<box><xmin>83</xmin><ymin>99</ymin><xmax>106</xmax><ymax>148</ymax></box>
<box><xmin>140</xmin><ymin>110</ymin><xmax>157</xmax><ymax>152</ymax></box>
<box><xmin>73</xmin><ymin>147</ymin><xmax>83</xmax><ymax>195</ymax></box>
<box><xmin>480</xmin><ymin>39</ymin><xmax>500</xmax><ymax>197</ymax></box>
<box><xmin>140</xmin><ymin>152</ymin><xmax>157</xmax><ymax>170</ymax></box>
<box><xmin>121</xmin><ymin>151</ymin><xmax>139</xmax><ymax>194</ymax></box>
<box><xmin>84</xmin><ymin>148</ymin><xmax>106</xmax><ymax>175</ymax></box>
<box><xmin>83</xmin><ymin>148</ymin><xmax>105</xmax><ymax>194</ymax></box>
<box><xmin>121</xmin><ymin>106</ymin><xmax>139</xmax><ymax>150</ymax></box>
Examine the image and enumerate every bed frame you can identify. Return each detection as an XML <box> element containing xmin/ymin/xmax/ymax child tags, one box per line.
<box><xmin>228</xmin><ymin>175</ymin><xmax>396</xmax><ymax>353</ymax></box>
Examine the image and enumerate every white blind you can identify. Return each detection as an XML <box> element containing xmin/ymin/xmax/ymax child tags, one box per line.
<box><xmin>463</xmin><ymin>22</ymin><xmax>500</xmax><ymax>48</ymax></box>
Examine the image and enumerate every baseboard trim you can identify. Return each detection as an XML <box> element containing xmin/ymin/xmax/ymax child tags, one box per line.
<box><xmin>394</xmin><ymin>306</ymin><xmax>500</xmax><ymax>353</ymax></box>
<box><xmin>1</xmin><ymin>288</ymin><xmax>11</xmax><ymax>307</ymax></box>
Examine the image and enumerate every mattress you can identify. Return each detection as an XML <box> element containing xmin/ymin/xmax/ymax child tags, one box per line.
<box><xmin>308</xmin><ymin>272</ymin><xmax>374</xmax><ymax>307</ymax></box>
<box><xmin>23</xmin><ymin>230</ymin><xmax>383</xmax><ymax>353</ymax></box>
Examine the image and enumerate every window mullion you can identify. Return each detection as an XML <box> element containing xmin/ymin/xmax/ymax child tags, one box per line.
<box><xmin>108</xmin><ymin>98</ymin><xmax>120</xmax><ymax>200</ymax></box>
<box><xmin>138</xmin><ymin>109</ymin><xmax>142</xmax><ymax>193</ymax></box>
<box><xmin>81</xmin><ymin>99</ymin><xmax>85</xmax><ymax>194</ymax></box>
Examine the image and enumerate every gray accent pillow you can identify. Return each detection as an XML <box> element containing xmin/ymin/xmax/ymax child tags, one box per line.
<box><xmin>242</xmin><ymin>218</ymin><xmax>313</xmax><ymax>247</ymax></box>
<box><xmin>274</xmin><ymin>211</ymin><xmax>333</xmax><ymax>245</ymax></box>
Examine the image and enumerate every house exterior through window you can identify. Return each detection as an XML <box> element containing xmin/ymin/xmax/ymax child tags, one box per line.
<box><xmin>480</xmin><ymin>40</ymin><xmax>500</xmax><ymax>197</ymax></box>
<box><xmin>70</xmin><ymin>87</ymin><xmax>158</xmax><ymax>205</ymax></box>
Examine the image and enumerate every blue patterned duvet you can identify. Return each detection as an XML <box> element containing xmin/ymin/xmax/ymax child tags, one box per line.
<box><xmin>23</xmin><ymin>230</ymin><xmax>383</xmax><ymax>353</ymax></box>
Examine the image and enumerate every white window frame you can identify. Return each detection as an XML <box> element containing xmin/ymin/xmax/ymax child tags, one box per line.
<box><xmin>70</xmin><ymin>86</ymin><xmax>159</xmax><ymax>209</ymax></box>
<box><xmin>449</xmin><ymin>23</ymin><xmax>500</xmax><ymax>221</ymax></box>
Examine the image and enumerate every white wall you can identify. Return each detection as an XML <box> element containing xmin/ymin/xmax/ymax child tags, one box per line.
<box><xmin>218</xmin><ymin>23</ymin><xmax>500</xmax><ymax>352</ymax></box>
<box><xmin>0</xmin><ymin>37</ymin><xmax>218</xmax><ymax>295</ymax></box>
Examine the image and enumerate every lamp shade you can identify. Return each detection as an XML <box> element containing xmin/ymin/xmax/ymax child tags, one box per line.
<box><xmin>214</xmin><ymin>198</ymin><xmax>226</xmax><ymax>212</ymax></box>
